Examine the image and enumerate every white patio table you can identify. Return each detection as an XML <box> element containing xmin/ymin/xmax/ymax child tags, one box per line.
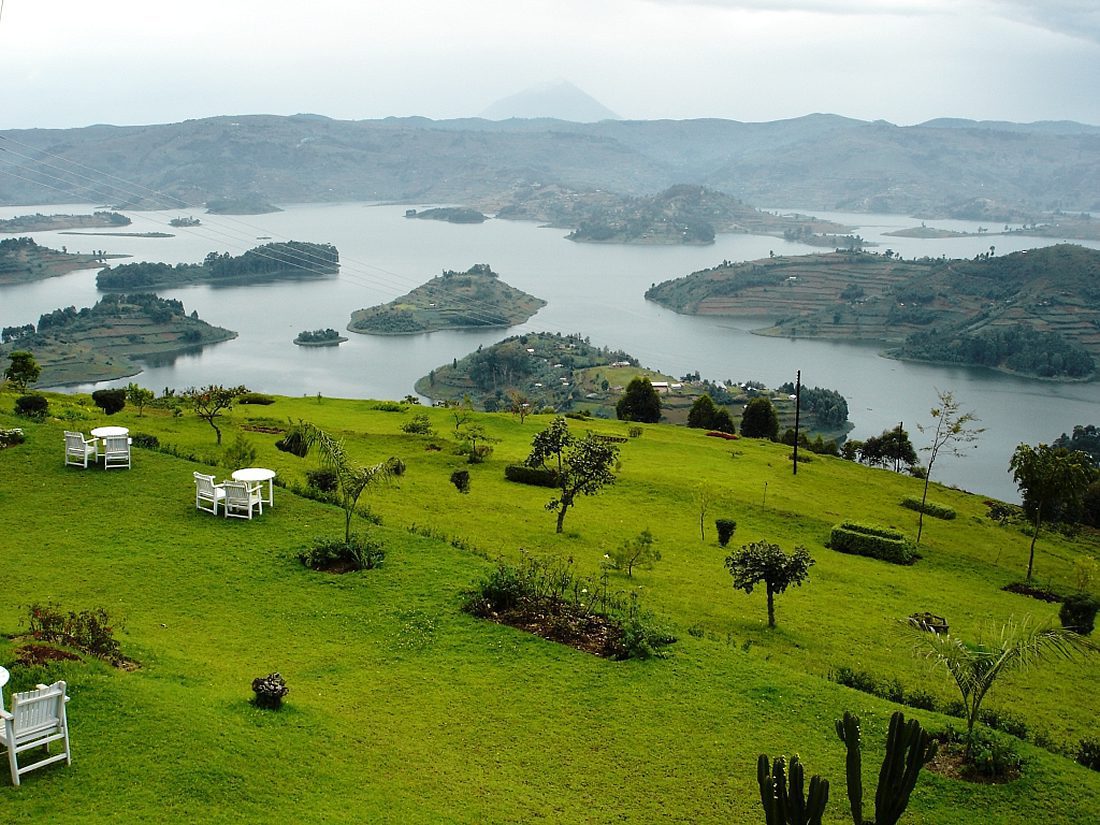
<box><xmin>231</xmin><ymin>467</ymin><xmax>277</xmax><ymax>507</ymax></box>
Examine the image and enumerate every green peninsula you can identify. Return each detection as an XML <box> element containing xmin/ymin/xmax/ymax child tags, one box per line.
<box><xmin>348</xmin><ymin>264</ymin><xmax>545</xmax><ymax>335</ymax></box>
<box><xmin>647</xmin><ymin>245</ymin><xmax>1100</xmax><ymax>379</ymax></box>
<box><xmin>0</xmin><ymin>237</ymin><xmax>126</xmax><ymax>285</ymax></box>
<box><xmin>96</xmin><ymin>241</ymin><xmax>339</xmax><ymax>290</ymax></box>
<box><xmin>0</xmin><ymin>211</ymin><xmax>130</xmax><ymax>233</ymax></box>
<box><xmin>0</xmin><ymin>293</ymin><xmax>235</xmax><ymax>385</ymax></box>
<box><xmin>406</xmin><ymin>207</ymin><xmax>487</xmax><ymax>223</ymax></box>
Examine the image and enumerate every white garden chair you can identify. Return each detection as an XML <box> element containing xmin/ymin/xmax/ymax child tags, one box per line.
<box><xmin>223</xmin><ymin>480</ymin><xmax>263</xmax><ymax>520</ymax></box>
<box><xmin>63</xmin><ymin>431</ymin><xmax>98</xmax><ymax>468</ymax></box>
<box><xmin>194</xmin><ymin>472</ymin><xmax>226</xmax><ymax>515</ymax></box>
<box><xmin>102</xmin><ymin>435</ymin><xmax>131</xmax><ymax>470</ymax></box>
<box><xmin>0</xmin><ymin>680</ymin><xmax>71</xmax><ymax>787</ymax></box>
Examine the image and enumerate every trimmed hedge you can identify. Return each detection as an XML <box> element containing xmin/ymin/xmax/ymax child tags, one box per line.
<box><xmin>900</xmin><ymin>496</ymin><xmax>956</xmax><ymax>520</ymax></box>
<box><xmin>1060</xmin><ymin>593</ymin><xmax>1099</xmax><ymax>635</ymax></box>
<box><xmin>830</xmin><ymin>521</ymin><xmax>916</xmax><ymax>564</ymax></box>
<box><xmin>504</xmin><ymin>464</ymin><xmax>560</xmax><ymax>488</ymax></box>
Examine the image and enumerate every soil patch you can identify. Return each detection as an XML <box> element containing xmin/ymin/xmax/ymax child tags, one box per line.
<box><xmin>242</xmin><ymin>425</ymin><xmax>286</xmax><ymax>434</ymax></box>
<box><xmin>14</xmin><ymin>643</ymin><xmax>82</xmax><ymax>666</ymax></box>
<box><xmin>1001</xmin><ymin>581</ymin><xmax>1064</xmax><ymax>603</ymax></box>
<box><xmin>470</xmin><ymin>602</ymin><xmax>626</xmax><ymax>658</ymax></box>
<box><xmin>925</xmin><ymin>740</ymin><xmax>1021</xmax><ymax>784</ymax></box>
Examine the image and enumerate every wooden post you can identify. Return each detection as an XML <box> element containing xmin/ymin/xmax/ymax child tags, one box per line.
<box><xmin>792</xmin><ymin>370</ymin><xmax>801</xmax><ymax>475</ymax></box>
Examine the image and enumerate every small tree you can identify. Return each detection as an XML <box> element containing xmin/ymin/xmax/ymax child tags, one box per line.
<box><xmin>607</xmin><ymin>529</ymin><xmax>660</xmax><ymax>577</ymax></box>
<box><xmin>276</xmin><ymin>421</ymin><xmax>397</xmax><ymax>544</ymax></box>
<box><xmin>616</xmin><ymin>376</ymin><xmax>661</xmax><ymax>423</ymax></box>
<box><xmin>693</xmin><ymin>482</ymin><xmax>716</xmax><ymax>541</ymax></box>
<box><xmin>913</xmin><ymin>616</ymin><xmax>1097</xmax><ymax>760</ymax></box>
<box><xmin>92</xmin><ymin>388</ymin><xmax>127</xmax><ymax>416</ymax></box>
<box><xmin>915</xmin><ymin>390</ymin><xmax>983</xmax><ymax>544</ymax></box>
<box><xmin>182</xmin><ymin>384</ymin><xmax>248</xmax><ymax>444</ymax></box>
<box><xmin>508</xmin><ymin>390</ymin><xmax>531</xmax><ymax>424</ymax></box>
<box><xmin>725</xmin><ymin>540</ymin><xmax>814</xmax><ymax>628</ymax></box>
<box><xmin>741</xmin><ymin>397</ymin><xmax>779</xmax><ymax>440</ymax></box>
<box><xmin>4</xmin><ymin>350</ymin><xmax>40</xmax><ymax>394</ymax></box>
<box><xmin>126</xmin><ymin>382</ymin><xmax>155</xmax><ymax>417</ymax></box>
<box><xmin>687</xmin><ymin>394</ymin><xmax>718</xmax><ymax>429</ymax></box>
<box><xmin>524</xmin><ymin>416</ymin><xmax>619</xmax><ymax>533</ymax></box>
<box><xmin>1009</xmin><ymin>443</ymin><xmax>1096</xmax><ymax>580</ymax></box>
<box><xmin>459</xmin><ymin>423</ymin><xmax>498</xmax><ymax>464</ymax></box>
<box><xmin>450</xmin><ymin>395</ymin><xmax>473</xmax><ymax>433</ymax></box>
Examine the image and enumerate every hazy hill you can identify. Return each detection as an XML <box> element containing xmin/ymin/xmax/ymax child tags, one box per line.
<box><xmin>1</xmin><ymin>113</ymin><xmax>1098</xmax><ymax>216</ymax></box>
<box><xmin>480</xmin><ymin>81</ymin><xmax>619</xmax><ymax>122</ymax></box>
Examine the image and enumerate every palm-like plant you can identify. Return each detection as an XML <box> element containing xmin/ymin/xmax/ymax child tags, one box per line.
<box><xmin>912</xmin><ymin>616</ymin><xmax>1097</xmax><ymax>759</ymax></box>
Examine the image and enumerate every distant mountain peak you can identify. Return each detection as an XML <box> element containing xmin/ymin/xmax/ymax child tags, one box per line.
<box><xmin>480</xmin><ymin>81</ymin><xmax>619</xmax><ymax>123</ymax></box>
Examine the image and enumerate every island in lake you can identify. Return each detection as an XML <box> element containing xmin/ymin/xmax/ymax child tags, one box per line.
<box><xmin>96</xmin><ymin>241</ymin><xmax>339</xmax><ymax>290</ymax></box>
<box><xmin>205</xmin><ymin>196</ymin><xmax>282</xmax><ymax>215</ymax></box>
<box><xmin>0</xmin><ymin>211</ymin><xmax>130</xmax><ymax>233</ymax></box>
<box><xmin>348</xmin><ymin>264</ymin><xmax>545</xmax><ymax>335</ymax></box>
<box><xmin>169</xmin><ymin>216</ymin><xmax>202</xmax><ymax>227</ymax></box>
<box><xmin>294</xmin><ymin>328</ymin><xmax>347</xmax><ymax>346</ymax></box>
<box><xmin>0</xmin><ymin>293</ymin><xmax>236</xmax><ymax>386</ymax></box>
<box><xmin>416</xmin><ymin>331</ymin><xmax>850</xmax><ymax>440</ymax></box>
<box><xmin>405</xmin><ymin>207</ymin><xmax>487</xmax><ymax>224</ymax></box>
<box><xmin>497</xmin><ymin>184</ymin><xmax>851</xmax><ymax>246</ymax></box>
<box><xmin>646</xmin><ymin>244</ymin><xmax>1100</xmax><ymax>380</ymax></box>
<box><xmin>0</xmin><ymin>237</ymin><xmax>127</xmax><ymax>286</ymax></box>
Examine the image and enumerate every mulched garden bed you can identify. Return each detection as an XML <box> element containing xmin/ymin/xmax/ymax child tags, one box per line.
<box><xmin>469</xmin><ymin>601</ymin><xmax>627</xmax><ymax>658</ymax></box>
<box><xmin>925</xmin><ymin>740</ymin><xmax>1021</xmax><ymax>784</ymax></box>
<box><xmin>14</xmin><ymin>643</ymin><xmax>82</xmax><ymax>666</ymax></box>
<box><xmin>1001</xmin><ymin>581</ymin><xmax>1064</xmax><ymax>602</ymax></box>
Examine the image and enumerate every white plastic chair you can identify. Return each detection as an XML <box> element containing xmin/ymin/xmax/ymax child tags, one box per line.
<box><xmin>194</xmin><ymin>472</ymin><xmax>226</xmax><ymax>515</ymax></box>
<box><xmin>223</xmin><ymin>480</ymin><xmax>263</xmax><ymax>520</ymax></box>
<box><xmin>102</xmin><ymin>435</ymin><xmax>131</xmax><ymax>470</ymax></box>
<box><xmin>64</xmin><ymin>431</ymin><xmax>98</xmax><ymax>468</ymax></box>
<box><xmin>0</xmin><ymin>680</ymin><xmax>71</xmax><ymax>787</ymax></box>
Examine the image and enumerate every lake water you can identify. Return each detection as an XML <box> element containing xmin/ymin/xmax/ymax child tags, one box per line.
<box><xmin>3</xmin><ymin>201</ymin><xmax>1099</xmax><ymax>503</ymax></box>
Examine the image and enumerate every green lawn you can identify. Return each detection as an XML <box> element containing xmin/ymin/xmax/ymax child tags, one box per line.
<box><xmin>1</xmin><ymin>393</ymin><xmax>1097</xmax><ymax>823</ymax></box>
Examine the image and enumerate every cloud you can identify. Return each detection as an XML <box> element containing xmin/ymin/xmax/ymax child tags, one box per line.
<box><xmin>992</xmin><ymin>0</ymin><xmax>1100</xmax><ymax>43</ymax></box>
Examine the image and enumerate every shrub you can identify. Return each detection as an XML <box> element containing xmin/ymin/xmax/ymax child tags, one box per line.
<box><xmin>298</xmin><ymin>536</ymin><xmax>384</xmax><ymax>571</ymax></box>
<box><xmin>830</xmin><ymin>521</ymin><xmax>916</xmax><ymax>564</ymax></box>
<box><xmin>251</xmin><ymin>672</ymin><xmax>289</xmax><ymax>709</ymax></box>
<box><xmin>222</xmin><ymin>433</ymin><xmax>257</xmax><ymax>470</ymax></box>
<box><xmin>305</xmin><ymin>467</ymin><xmax>339</xmax><ymax>493</ymax></box>
<box><xmin>238</xmin><ymin>392</ymin><xmax>275</xmax><ymax>405</ymax></box>
<box><xmin>26</xmin><ymin>602</ymin><xmax>122</xmax><ymax>665</ymax></box>
<box><xmin>385</xmin><ymin>456</ymin><xmax>407</xmax><ymax>477</ymax></box>
<box><xmin>900</xmin><ymin>496</ymin><xmax>956</xmax><ymax>519</ymax></box>
<box><xmin>967</xmin><ymin>729</ymin><xmax>1023</xmax><ymax>779</ymax></box>
<box><xmin>130</xmin><ymin>432</ymin><xmax>159</xmax><ymax>449</ymax></box>
<box><xmin>628</xmin><ymin>426</ymin><xmax>643</xmax><ymax>438</ymax></box>
<box><xmin>92</xmin><ymin>388</ymin><xmax>127</xmax><ymax>415</ymax></box>
<box><xmin>504</xmin><ymin>463</ymin><xmax>560</xmax><ymax>487</ymax></box>
<box><xmin>372</xmin><ymin>401</ymin><xmax>406</xmax><ymax>412</ymax></box>
<box><xmin>0</xmin><ymin>427</ymin><xmax>25</xmax><ymax>448</ymax></box>
<box><xmin>451</xmin><ymin>469</ymin><xmax>470</xmax><ymax>493</ymax></box>
<box><xmin>1077</xmin><ymin>737</ymin><xmax>1100</xmax><ymax>771</ymax></box>
<box><xmin>401</xmin><ymin>414</ymin><xmax>434</xmax><ymax>435</ymax></box>
<box><xmin>1059</xmin><ymin>592</ymin><xmax>1099</xmax><ymax>635</ymax></box>
<box><xmin>715</xmin><ymin>519</ymin><xmax>737</xmax><ymax>547</ymax></box>
<box><xmin>14</xmin><ymin>393</ymin><xmax>48</xmax><ymax>418</ymax></box>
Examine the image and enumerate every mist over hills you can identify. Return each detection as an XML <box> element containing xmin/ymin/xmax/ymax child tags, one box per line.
<box><xmin>1</xmin><ymin>112</ymin><xmax>1098</xmax><ymax>217</ymax></box>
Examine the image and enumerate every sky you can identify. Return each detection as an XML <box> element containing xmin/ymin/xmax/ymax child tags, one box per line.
<box><xmin>2</xmin><ymin>0</ymin><xmax>1098</xmax><ymax>129</ymax></box>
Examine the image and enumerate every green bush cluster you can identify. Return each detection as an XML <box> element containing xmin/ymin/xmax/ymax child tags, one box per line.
<box><xmin>92</xmin><ymin>388</ymin><xmax>127</xmax><ymax>415</ymax></box>
<box><xmin>830</xmin><ymin>521</ymin><xmax>916</xmax><ymax>564</ymax></box>
<box><xmin>401</xmin><ymin>414</ymin><xmax>434</xmax><ymax>435</ymax></box>
<box><xmin>504</xmin><ymin>463</ymin><xmax>560</xmax><ymax>487</ymax></box>
<box><xmin>238</xmin><ymin>392</ymin><xmax>275</xmax><ymax>405</ymax></box>
<box><xmin>26</xmin><ymin>602</ymin><xmax>123</xmax><ymax>665</ymax></box>
<box><xmin>900</xmin><ymin>496</ymin><xmax>957</xmax><ymax>520</ymax></box>
<box><xmin>0</xmin><ymin>427</ymin><xmax>25</xmax><ymax>448</ymax></box>
<box><xmin>298</xmin><ymin>536</ymin><xmax>384</xmax><ymax>571</ymax></box>
<box><xmin>1077</xmin><ymin>738</ymin><xmax>1100</xmax><ymax>771</ymax></box>
<box><xmin>451</xmin><ymin>469</ymin><xmax>470</xmax><ymax>493</ymax></box>
<box><xmin>1059</xmin><ymin>592</ymin><xmax>1099</xmax><ymax>635</ymax></box>
<box><xmin>305</xmin><ymin>467</ymin><xmax>338</xmax><ymax>493</ymax></box>
<box><xmin>940</xmin><ymin>724</ymin><xmax>1023</xmax><ymax>778</ymax></box>
<box><xmin>14</xmin><ymin>393</ymin><xmax>48</xmax><ymax>418</ymax></box>
<box><xmin>715</xmin><ymin>519</ymin><xmax>737</xmax><ymax>547</ymax></box>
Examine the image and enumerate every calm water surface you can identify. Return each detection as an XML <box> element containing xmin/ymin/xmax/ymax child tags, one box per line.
<box><xmin>3</xmin><ymin>201</ymin><xmax>1099</xmax><ymax>502</ymax></box>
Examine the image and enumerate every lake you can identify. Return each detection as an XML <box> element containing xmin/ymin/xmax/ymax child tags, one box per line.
<box><xmin>3</xmin><ymin>200</ymin><xmax>1099</xmax><ymax>502</ymax></box>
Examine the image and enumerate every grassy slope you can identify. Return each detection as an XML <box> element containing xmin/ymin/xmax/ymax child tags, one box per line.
<box><xmin>0</xmin><ymin>394</ymin><xmax>1098</xmax><ymax>823</ymax></box>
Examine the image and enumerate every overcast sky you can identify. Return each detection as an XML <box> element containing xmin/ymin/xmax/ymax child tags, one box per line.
<box><xmin>2</xmin><ymin>0</ymin><xmax>1098</xmax><ymax>129</ymax></box>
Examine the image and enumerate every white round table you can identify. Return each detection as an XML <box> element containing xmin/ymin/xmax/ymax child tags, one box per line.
<box><xmin>90</xmin><ymin>426</ymin><xmax>129</xmax><ymax>439</ymax></box>
<box><xmin>231</xmin><ymin>467</ymin><xmax>277</xmax><ymax>507</ymax></box>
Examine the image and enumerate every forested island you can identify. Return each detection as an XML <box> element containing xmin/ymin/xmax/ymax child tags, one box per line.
<box><xmin>646</xmin><ymin>245</ymin><xmax>1100</xmax><ymax>379</ymax></box>
<box><xmin>0</xmin><ymin>237</ymin><xmax>125</xmax><ymax>285</ymax></box>
<box><xmin>500</xmin><ymin>184</ymin><xmax>851</xmax><ymax>245</ymax></box>
<box><xmin>0</xmin><ymin>211</ymin><xmax>130</xmax><ymax>233</ymax></box>
<box><xmin>406</xmin><ymin>207</ymin><xmax>487</xmax><ymax>223</ymax></box>
<box><xmin>206</xmin><ymin>197</ymin><xmax>282</xmax><ymax>215</ymax></box>
<box><xmin>169</xmin><ymin>216</ymin><xmax>202</xmax><ymax>227</ymax></box>
<box><xmin>415</xmin><ymin>331</ymin><xmax>850</xmax><ymax>438</ymax></box>
<box><xmin>294</xmin><ymin>328</ymin><xmax>347</xmax><ymax>346</ymax></box>
<box><xmin>348</xmin><ymin>264</ymin><xmax>545</xmax><ymax>335</ymax></box>
<box><xmin>96</xmin><ymin>241</ymin><xmax>339</xmax><ymax>290</ymax></box>
<box><xmin>0</xmin><ymin>293</ymin><xmax>235</xmax><ymax>385</ymax></box>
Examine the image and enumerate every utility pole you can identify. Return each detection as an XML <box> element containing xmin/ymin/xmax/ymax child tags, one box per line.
<box><xmin>792</xmin><ymin>369</ymin><xmax>802</xmax><ymax>475</ymax></box>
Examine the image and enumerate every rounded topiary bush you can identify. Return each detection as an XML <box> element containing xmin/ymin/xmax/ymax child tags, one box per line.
<box><xmin>92</xmin><ymin>388</ymin><xmax>127</xmax><ymax>415</ymax></box>
<box><xmin>1060</xmin><ymin>592</ymin><xmax>1099</xmax><ymax>635</ymax></box>
<box><xmin>451</xmin><ymin>469</ymin><xmax>470</xmax><ymax>493</ymax></box>
<box><xmin>15</xmin><ymin>394</ymin><xmax>48</xmax><ymax>418</ymax></box>
<box><xmin>251</xmin><ymin>672</ymin><xmax>289</xmax><ymax>709</ymax></box>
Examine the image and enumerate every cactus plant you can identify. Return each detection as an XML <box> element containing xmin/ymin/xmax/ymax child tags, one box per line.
<box><xmin>834</xmin><ymin>711</ymin><xmax>938</xmax><ymax>825</ymax></box>
<box><xmin>756</xmin><ymin>754</ymin><xmax>829</xmax><ymax>825</ymax></box>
